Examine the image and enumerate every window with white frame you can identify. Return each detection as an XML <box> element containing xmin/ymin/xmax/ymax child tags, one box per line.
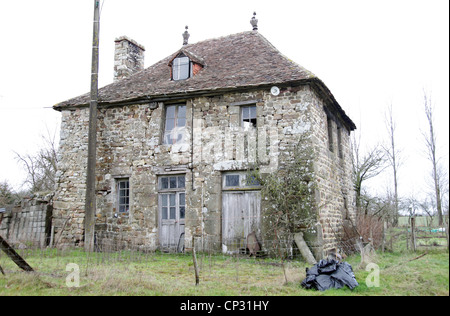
<box><xmin>222</xmin><ymin>172</ymin><xmax>260</xmax><ymax>190</ymax></box>
<box><xmin>241</xmin><ymin>105</ymin><xmax>257</xmax><ymax>128</ymax></box>
<box><xmin>159</xmin><ymin>175</ymin><xmax>186</xmax><ymax>220</ymax></box>
<box><xmin>117</xmin><ymin>179</ymin><xmax>130</xmax><ymax>213</ymax></box>
<box><xmin>172</xmin><ymin>54</ymin><xmax>191</xmax><ymax>81</ymax></box>
<box><xmin>159</xmin><ymin>175</ymin><xmax>186</xmax><ymax>190</ymax></box>
<box><xmin>163</xmin><ymin>104</ymin><xmax>186</xmax><ymax>145</ymax></box>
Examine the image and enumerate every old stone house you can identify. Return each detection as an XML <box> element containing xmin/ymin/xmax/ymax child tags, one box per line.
<box><xmin>52</xmin><ymin>18</ymin><xmax>356</xmax><ymax>258</ymax></box>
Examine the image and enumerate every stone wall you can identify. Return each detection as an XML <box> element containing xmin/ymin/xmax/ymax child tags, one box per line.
<box><xmin>52</xmin><ymin>108</ymin><xmax>90</xmax><ymax>247</ymax></box>
<box><xmin>0</xmin><ymin>194</ymin><xmax>53</xmax><ymax>248</ymax></box>
<box><xmin>309</xmin><ymin>88</ymin><xmax>356</xmax><ymax>255</ymax></box>
<box><xmin>53</xmin><ymin>83</ymin><xmax>355</xmax><ymax>256</ymax></box>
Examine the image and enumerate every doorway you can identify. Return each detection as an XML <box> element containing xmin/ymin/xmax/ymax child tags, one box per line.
<box><xmin>158</xmin><ymin>175</ymin><xmax>186</xmax><ymax>252</ymax></box>
<box><xmin>221</xmin><ymin>172</ymin><xmax>261</xmax><ymax>254</ymax></box>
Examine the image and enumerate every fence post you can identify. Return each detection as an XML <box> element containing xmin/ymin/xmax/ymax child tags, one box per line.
<box><xmin>410</xmin><ymin>217</ymin><xmax>416</xmax><ymax>252</ymax></box>
<box><xmin>445</xmin><ymin>217</ymin><xmax>449</xmax><ymax>252</ymax></box>
<box><xmin>405</xmin><ymin>222</ymin><xmax>409</xmax><ymax>250</ymax></box>
<box><xmin>192</xmin><ymin>236</ymin><xmax>199</xmax><ymax>286</ymax></box>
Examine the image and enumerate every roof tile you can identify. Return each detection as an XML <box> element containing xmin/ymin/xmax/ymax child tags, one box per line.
<box><xmin>54</xmin><ymin>31</ymin><xmax>315</xmax><ymax>108</ymax></box>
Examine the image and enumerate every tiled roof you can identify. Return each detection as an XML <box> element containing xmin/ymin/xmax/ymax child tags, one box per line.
<box><xmin>53</xmin><ymin>31</ymin><xmax>355</xmax><ymax>130</ymax></box>
<box><xmin>55</xmin><ymin>31</ymin><xmax>316</xmax><ymax>106</ymax></box>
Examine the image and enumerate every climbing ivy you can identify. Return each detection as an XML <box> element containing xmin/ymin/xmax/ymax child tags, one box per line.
<box><xmin>250</xmin><ymin>140</ymin><xmax>317</xmax><ymax>258</ymax></box>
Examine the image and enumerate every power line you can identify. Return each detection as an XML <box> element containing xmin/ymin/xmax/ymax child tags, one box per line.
<box><xmin>0</xmin><ymin>107</ymin><xmax>55</xmax><ymax>111</ymax></box>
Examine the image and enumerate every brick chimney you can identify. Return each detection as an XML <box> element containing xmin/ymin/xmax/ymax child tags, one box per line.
<box><xmin>114</xmin><ymin>36</ymin><xmax>145</xmax><ymax>82</ymax></box>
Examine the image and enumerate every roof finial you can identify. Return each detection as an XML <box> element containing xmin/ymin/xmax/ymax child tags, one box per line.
<box><xmin>182</xmin><ymin>26</ymin><xmax>190</xmax><ymax>45</ymax></box>
<box><xmin>250</xmin><ymin>12</ymin><xmax>258</xmax><ymax>31</ymax></box>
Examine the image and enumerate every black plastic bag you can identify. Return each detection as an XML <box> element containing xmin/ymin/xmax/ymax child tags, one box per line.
<box><xmin>301</xmin><ymin>259</ymin><xmax>359</xmax><ymax>291</ymax></box>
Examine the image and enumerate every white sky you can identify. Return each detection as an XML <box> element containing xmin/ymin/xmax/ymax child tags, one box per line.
<box><xmin>0</xmin><ymin>0</ymin><xmax>448</xmax><ymax>203</ymax></box>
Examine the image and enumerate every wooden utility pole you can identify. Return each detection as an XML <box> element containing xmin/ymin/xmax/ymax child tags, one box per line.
<box><xmin>85</xmin><ymin>0</ymin><xmax>100</xmax><ymax>252</ymax></box>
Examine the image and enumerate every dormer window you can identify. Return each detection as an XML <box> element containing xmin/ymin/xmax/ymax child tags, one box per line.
<box><xmin>172</xmin><ymin>54</ymin><xmax>191</xmax><ymax>81</ymax></box>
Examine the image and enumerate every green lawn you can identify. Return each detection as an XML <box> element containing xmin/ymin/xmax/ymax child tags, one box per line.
<box><xmin>0</xmin><ymin>248</ymin><xmax>448</xmax><ymax>296</ymax></box>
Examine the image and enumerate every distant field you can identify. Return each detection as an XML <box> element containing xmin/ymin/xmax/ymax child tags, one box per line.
<box><xmin>0</xmin><ymin>248</ymin><xmax>448</xmax><ymax>296</ymax></box>
<box><xmin>397</xmin><ymin>216</ymin><xmax>449</xmax><ymax>227</ymax></box>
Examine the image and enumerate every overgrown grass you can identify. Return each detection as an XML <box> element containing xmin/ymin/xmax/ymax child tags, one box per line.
<box><xmin>0</xmin><ymin>248</ymin><xmax>448</xmax><ymax>296</ymax></box>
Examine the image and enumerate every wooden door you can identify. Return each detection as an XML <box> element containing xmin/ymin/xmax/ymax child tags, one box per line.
<box><xmin>222</xmin><ymin>191</ymin><xmax>261</xmax><ymax>254</ymax></box>
<box><xmin>159</xmin><ymin>192</ymin><xmax>185</xmax><ymax>252</ymax></box>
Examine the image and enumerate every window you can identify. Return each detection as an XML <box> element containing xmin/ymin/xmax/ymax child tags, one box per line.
<box><xmin>172</xmin><ymin>54</ymin><xmax>191</xmax><ymax>80</ymax></box>
<box><xmin>160</xmin><ymin>192</ymin><xmax>185</xmax><ymax>220</ymax></box>
<box><xmin>337</xmin><ymin>126</ymin><xmax>343</xmax><ymax>159</ymax></box>
<box><xmin>225</xmin><ymin>174</ymin><xmax>240</xmax><ymax>187</ymax></box>
<box><xmin>159</xmin><ymin>175</ymin><xmax>186</xmax><ymax>190</ymax></box>
<box><xmin>164</xmin><ymin>104</ymin><xmax>186</xmax><ymax>145</ymax></box>
<box><xmin>327</xmin><ymin>115</ymin><xmax>334</xmax><ymax>152</ymax></box>
<box><xmin>223</xmin><ymin>172</ymin><xmax>260</xmax><ymax>190</ymax></box>
<box><xmin>245</xmin><ymin>174</ymin><xmax>260</xmax><ymax>187</ymax></box>
<box><xmin>241</xmin><ymin>105</ymin><xmax>257</xmax><ymax>127</ymax></box>
<box><xmin>159</xmin><ymin>175</ymin><xmax>186</xmax><ymax>220</ymax></box>
<box><xmin>117</xmin><ymin>179</ymin><xmax>130</xmax><ymax>213</ymax></box>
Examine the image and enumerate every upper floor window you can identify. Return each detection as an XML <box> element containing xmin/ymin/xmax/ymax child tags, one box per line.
<box><xmin>241</xmin><ymin>105</ymin><xmax>257</xmax><ymax>128</ymax></box>
<box><xmin>337</xmin><ymin>126</ymin><xmax>343</xmax><ymax>159</ymax></box>
<box><xmin>327</xmin><ymin>115</ymin><xmax>334</xmax><ymax>152</ymax></box>
<box><xmin>164</xmin><ymin>104</ymin><xmax>186</xmax><ymax>145</ymax></box>
<box><xmin>172</xmin><ymin>54</ymin><xmax>191</xmax><ymax>80</ymax></box>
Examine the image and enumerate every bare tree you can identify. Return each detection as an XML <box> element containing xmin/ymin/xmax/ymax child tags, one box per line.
<box><xmin>401</xmin><ymin>195</ymin><xmax>420</xmax><ymax>218</ymax></box>
<box><xmin>418</xmin><ymin>196</ymin><xmax>437</xmax><ymax>227</ymax></box>
<box><xmin>422</xmin><ymin>91</ymin><xmax>444</xmax><ymax>226</ymax></box>
<box><xmin>14</xmin><ymin>126</ymin><xmax>59</xmax><ymax>193</ymax></box>
<box><xmin>382</xmin><ymin>103</ymin><xmax>402</xmax><ymax>226</ymax></box>
<box><xmin>351</xmin><ymin>133</ymin><xmax>387</xmax><ymax>215</ymax></box>
<box><xmin>441</xmin><ymin>172</ymin><xmax>449</xmax><ymax>217</ymax></box>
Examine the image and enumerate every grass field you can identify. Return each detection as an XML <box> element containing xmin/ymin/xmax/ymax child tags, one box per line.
<box><xmin>0</xmin><ymin>247</ymin><xmax>448</xmax><ymax>296</ymax></box>
<box><xmin>397</xmin><ymin>216</ymin><xmax>449</xmax><ymax>227</ymax></box>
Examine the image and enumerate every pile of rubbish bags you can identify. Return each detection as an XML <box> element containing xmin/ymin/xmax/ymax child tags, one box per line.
<box><xmin>301</xmin><ymin>259</ymin><xmax>359</xmax><ymax>291</ymax></box>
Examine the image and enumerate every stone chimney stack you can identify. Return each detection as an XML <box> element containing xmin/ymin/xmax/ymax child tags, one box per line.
<box><xmin>114</xmin><ymin>36</ymin><xmax>145</xmax><ymax>82</ymax></box>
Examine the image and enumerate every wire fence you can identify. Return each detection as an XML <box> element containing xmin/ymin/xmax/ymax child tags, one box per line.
<box><xmin>0</xmin><ymin>211</ymin><xmax>361</xmax><ymax>279</ymax></box>
<box><xmin>0</xmin><ymin>235</ymin><xmax>322</xmax><ymax>293</ymax></box>
<box><xmin>3</xmin><ymin>202</ymin><xmax>447</xmax><ymax>293</ymax></box>
<box><xmin>2</xmin><ymin>218</ymin><xmax>448</xmax><ymax>295</ymax></box>
<box><xmin>0</xmin><ymin>234</ymin><xmax>323</xmax><ymax>259</ymax></box>
<box><xmin>384</xmin><ymin>217</ymin><xmax>449</xmax><ymax>252</ymax></box>
<box><xmin>5</xmin><ymin>213</ymin><xmax>446</xmax><ymax>263</ymax></box>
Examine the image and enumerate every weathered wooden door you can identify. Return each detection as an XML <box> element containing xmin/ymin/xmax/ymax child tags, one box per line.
<box><xmin>222</xmin><ymin>191</ymin><xmax>261</xmax><ymax>254</ymax></box>
<box><xmin>159</xmin><ymin>192</ymin><xmax>185</xmax><ymax>252</ymax></box>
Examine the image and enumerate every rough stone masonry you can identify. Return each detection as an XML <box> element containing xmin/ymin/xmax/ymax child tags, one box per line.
<box><xmin>51</xmin><ymin>29</ymin><xmax>356</xmax><ymax>259</ymax></box>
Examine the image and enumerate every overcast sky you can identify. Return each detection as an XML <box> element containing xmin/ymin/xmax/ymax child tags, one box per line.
<box><xmin>0</xmin><ymin>0</ymin><xmax>448</xmax><ymax>203</ymax></box>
